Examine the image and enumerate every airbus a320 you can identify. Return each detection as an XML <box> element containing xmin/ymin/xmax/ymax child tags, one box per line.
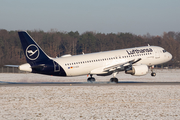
<box><xmin>8</xmin><ymin>31</ymin><xmax>172</xmax><ymax>83</ymax></box>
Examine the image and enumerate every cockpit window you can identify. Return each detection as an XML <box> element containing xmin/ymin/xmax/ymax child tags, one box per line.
<box><xmin>163</xmin><ymin>50</ymin><xmax>166</xmax><ymax>53</ymax></box>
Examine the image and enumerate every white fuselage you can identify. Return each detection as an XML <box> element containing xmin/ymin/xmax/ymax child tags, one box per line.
<box><xmin>49</xmin><ymin>46</ymin><xmax>172</xmax><ymax>76</ymax></box>
<box><xmin>19</xmin><ymin>46</ymin><xmax>172</xmax><ymax>76</ymax></box>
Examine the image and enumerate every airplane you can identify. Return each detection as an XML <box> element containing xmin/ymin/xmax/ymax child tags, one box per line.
<box><xmin>8</xmin><ymin>31</ymin><xmax>172</xmax><ymax>83</ymax></box>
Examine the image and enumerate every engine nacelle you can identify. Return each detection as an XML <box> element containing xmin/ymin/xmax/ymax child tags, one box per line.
<box><xmin>125</xmin><ymin>65</ymin><xmax>148</xmax><ymax>76</ymax></box>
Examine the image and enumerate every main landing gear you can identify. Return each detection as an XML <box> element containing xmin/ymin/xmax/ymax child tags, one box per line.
<box><xmin>110</xmin><ymin>72</ymin><xmax>118</xmax><ymax>83</ymax></box>
<box><xmin>87</xmin><ymin>74</ymin><xmax>119</xmax><ymax>83</ymax></box>
<box><xmin>87</xmin><ymin>74</ymin><xmax>95</xmax><ymax>82</ymax></box>
<box><xmin>110</xmin><ymin>78</ymin><xmax>118</xmax><ymax>83</ymax></box>
<box><xmin>150</xmin><ymin>66</ymin><xmax>156</xmax><ymax>77</ymax></box>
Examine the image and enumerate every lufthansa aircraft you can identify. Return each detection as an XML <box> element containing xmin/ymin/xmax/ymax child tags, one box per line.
<box><xmin>12</xmin><ymin>31</ymin><xmax>172</xmax><ymax>83</ymax></box>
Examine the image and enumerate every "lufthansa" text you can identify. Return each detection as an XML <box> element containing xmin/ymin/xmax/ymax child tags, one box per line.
<box><xmin>126</xmin><ymin>48</ymin><xmax>153</xmax><ymax>55</ymax></box>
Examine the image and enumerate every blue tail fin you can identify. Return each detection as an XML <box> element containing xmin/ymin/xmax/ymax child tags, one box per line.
<box><xmin>18</xmin><ymin>31</ymin><xmax>66</xmax><ymax>76</ymax></box>
<box><xmin>18</xmin><ymin>31</ymin><xmax>50</xmax><ymax>64</ymax></box>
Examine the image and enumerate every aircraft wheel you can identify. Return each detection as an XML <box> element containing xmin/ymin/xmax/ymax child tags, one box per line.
<box><xmin>87</xmin><ymin>77</ymin><xmax>95</xmax><ymax>82</ymax></box>
<box><xmin>151</xmin><ymin>72</ymin><xmax>156</xmax><ymax>77</ymax></box>
<box><xmin>110</xmin><ymin>78</ymin><xmax>118</xmax><ymax>83</ymax></box>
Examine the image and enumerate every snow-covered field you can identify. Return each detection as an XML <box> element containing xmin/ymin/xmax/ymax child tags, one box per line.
<box><xmin>0</xmin><ymin>69</ymin><xmax>180</xmax><ymax>119</ymax></box>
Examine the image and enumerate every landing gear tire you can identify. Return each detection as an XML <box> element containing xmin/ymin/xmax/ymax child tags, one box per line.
<box><xmin>150</xmin><ymin>66</ymin><xmax>156</xmax><ymax>77</ymax></box>
<box><xmin>110</xmin><ymin>78</ymin><xmax>118</xmax><ymax>83</ymax></box>
<box><xmin>87</xmin><ymin>77</ymin><xmax>96</xmax><ymax>82</ymax></box>
<box><xmin>151</xmin><ymin>72</ymin><xmax>156</xmax><ymax>77</ymax></box>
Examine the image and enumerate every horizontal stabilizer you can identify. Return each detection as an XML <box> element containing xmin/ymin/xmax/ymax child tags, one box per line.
<box><xmin>4</xmin><ymin>65</ymin><xmax>19</xmax><ymax>67</ymax></box>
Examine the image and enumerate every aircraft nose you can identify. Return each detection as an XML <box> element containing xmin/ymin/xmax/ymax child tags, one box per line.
<box><xmin>167</xmin><ymin>52</ymin><xmax>172</xmax><ymax>61</ymax></box>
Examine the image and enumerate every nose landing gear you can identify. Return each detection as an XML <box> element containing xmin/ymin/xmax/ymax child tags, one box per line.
<box><xmin>151</xmin><ymin>72</ymin><xmax>156</xmax><ymax>76</ymax></box>
<box><xmin>150</xmin><ymin>66</ymin><xmax>156</xmax><ymax>77</ymax></box>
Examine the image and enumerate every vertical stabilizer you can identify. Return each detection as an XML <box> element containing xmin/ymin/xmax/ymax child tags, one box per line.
<box><xmin>18</xmin><ymin>31</ymin><xmax>50</xmax><ymax>64</ymax></box>
<box><xmin>18</xmin><ymin>31</ymin><xmax>66</xmax><ymax>76</ymax></box>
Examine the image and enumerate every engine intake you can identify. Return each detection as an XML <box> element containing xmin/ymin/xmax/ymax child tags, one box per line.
<box><xmin>125</xmin><ymin>65</ymin><xmax>148</xmax><ymax>76</ymax></box>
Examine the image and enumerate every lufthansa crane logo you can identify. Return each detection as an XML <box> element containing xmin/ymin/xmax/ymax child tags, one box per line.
<box><xmin>26</xmin><ymin>44</ymin><xmax>40</xmax><ymax>60</ymax></box>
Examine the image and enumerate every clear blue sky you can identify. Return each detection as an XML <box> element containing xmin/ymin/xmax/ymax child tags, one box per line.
<box><xmin>1</xmin><ymin>0</ymin><xmax>180</xmax><ymax>35</ymax></box>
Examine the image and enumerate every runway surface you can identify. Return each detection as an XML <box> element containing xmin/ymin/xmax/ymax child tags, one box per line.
<box><xmin>1</xmin><ymin>81</ymin><xmax>180</xmax><ymax>86</ymax></box>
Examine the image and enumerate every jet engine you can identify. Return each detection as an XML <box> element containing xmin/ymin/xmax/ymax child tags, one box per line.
<box><xmin>125</xmin><ymin>65</ymin><xmax>148</xmax><ymax>76</ymax></box>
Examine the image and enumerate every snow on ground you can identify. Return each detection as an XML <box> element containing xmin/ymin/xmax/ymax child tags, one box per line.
<box><xmin>0</xmin><ymin>69</ymin><xmax>180</xmax><ymax>119</ymax></box>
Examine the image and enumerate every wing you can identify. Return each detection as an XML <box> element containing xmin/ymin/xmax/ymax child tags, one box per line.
<box><xmin>90</xmin><ymin>58</ymin><xmax>142</xmax><ymax>76</ymax></box>
<box><xmin>103</xmin><ymin>58</ymin><xmax>141</xmax><ymax>72</ymax></box>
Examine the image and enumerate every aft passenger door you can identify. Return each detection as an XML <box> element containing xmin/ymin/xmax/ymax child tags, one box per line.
<box><xmin>53</xmin><ymin>61</ymin><xmax>60</xmax><ymax>72</ymax></box>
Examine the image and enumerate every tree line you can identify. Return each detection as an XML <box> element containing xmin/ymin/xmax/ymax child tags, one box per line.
<box><xmin>0</xmin><ymin>29</ymin><xmax>180</xmax><ymax>67</ymax></box>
